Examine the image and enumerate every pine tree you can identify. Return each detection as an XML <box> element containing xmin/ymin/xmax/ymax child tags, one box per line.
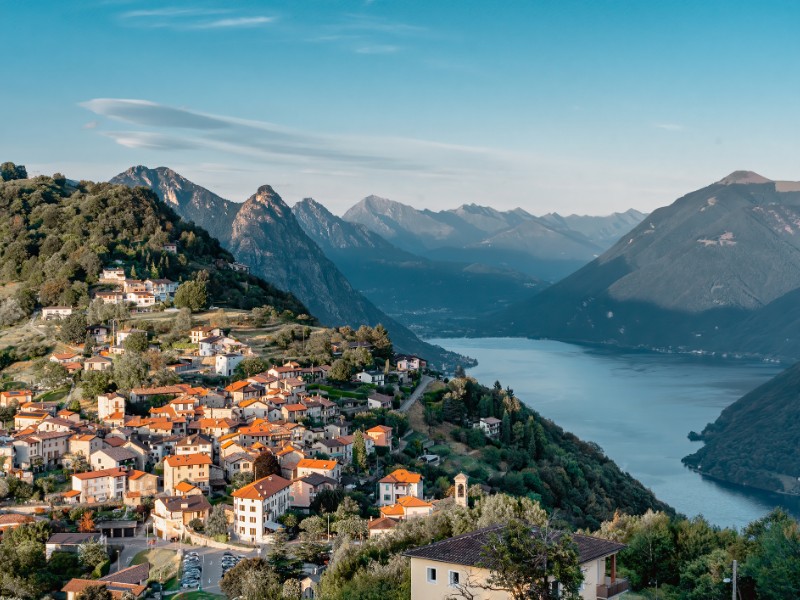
<box><xmin>501</xmin><ymin>410</ymin><xmax>512</xmax><ymax>445</ymax></box>
<box><xmin>352</xmin><ymin>431</ymin><xmax>368</xmax><ymax>473</ymax></box>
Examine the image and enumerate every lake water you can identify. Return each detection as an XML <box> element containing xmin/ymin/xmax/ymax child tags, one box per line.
<box><xmin>432</xmin><ymin>337</ymin><xmax>800</xmax><ymax>530</ymax></box>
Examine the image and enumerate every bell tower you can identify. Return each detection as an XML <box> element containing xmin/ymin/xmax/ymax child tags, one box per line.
<box><xmin>454</xmin><ymin>472</ymin><xmax>468</xmax><ymax>508</ymax></box>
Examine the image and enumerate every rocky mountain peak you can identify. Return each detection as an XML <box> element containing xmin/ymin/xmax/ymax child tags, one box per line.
<box><xmin>717</xmin><ymin>170</ymin><xmax>772</xmax><ymax>185</ymax></box>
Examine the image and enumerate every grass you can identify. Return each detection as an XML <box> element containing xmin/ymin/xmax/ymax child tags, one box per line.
<box><xmin>132</xmin><ymin>547</ymin><xmax>181</xmax><ymax>587</ymax></box>
<box><xmin>172</xmin><ymin>592</ymin><xmax>226</xmax><ymax>600</ymax></box>
<box><xmin>37</xmin><ymin>385</ymin><xmax>70</xmax><ymax>402</ymax></box>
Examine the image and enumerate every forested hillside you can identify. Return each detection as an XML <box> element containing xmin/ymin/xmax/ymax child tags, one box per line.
<box><xmin>683</xmin><ymin>361</ymin><xmax>800</xmax><ymax>494</ymax></box>
<box><xmin>416</xmin><ymin>375</ymin><xmax>671</xmax><ymax>529</ymax></box>
<box><xmin>0</xmin><ymin>172</ymin><xmax>308</xmax><ymax>317</ymax></box>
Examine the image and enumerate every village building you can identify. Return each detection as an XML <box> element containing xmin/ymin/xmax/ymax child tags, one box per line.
<box><xmin>289</xmin><ymin>472</ymin><xmax>338</xmax><ymax>510</ymax></box>
<box><xmin>366</xmin><ymin>424</ymin><xmax>393</xmax><ymax>448</ymax></box>
<box><xmin>42</xmin><ymin>306</ymin><xmax>73</xmax><ymax>320</ymax></box>
<box><xmin>153</xmin><ymin>494</ymin><xmax>212</xmax><ymax>541</ymax></box>
<box><xmin>163</xmin><ymin>453</ymin><xmax>212</xmax><ymax>494</ymax></box>
<box><xmin>378</xmin><ymin>469</ymin><xmax>424</xmax><ymax>506</ymax></box>
<box><xmin>296</xmin><ymin>458</ymin><xmax>341</xmax><ymax>482</ymax></box>
<box><xmin>0</xmin><ymin>389</ymin><xmax>32</xmax><ymax>407</ymax></box>
<box><xmin>404</xmin><ymin>526</ymin><xmax>628</xmax><ymax>600</ymax></box>
<box><xmin>84</xmin><ymin>355</ymin><xmax>113</xmax><ymax>372</ymax></box>
<box><xmin>71</xmin><ymin>467</ymin><xmax>129</xmax><ymax>503</ymax></box>
<box><xmin>232</xmin><ymin>474</ymin><xmax>292</xmax><ymax>543</ymax></box>
<box><xmin>380</xmin><ymin>496</ymin><xmax>434</xmax><ymax>520</ymax></box>
<box><xmin>478</xmin><ymin>417</ymin><xmax>502</xmax><ymax>439</ymax></box>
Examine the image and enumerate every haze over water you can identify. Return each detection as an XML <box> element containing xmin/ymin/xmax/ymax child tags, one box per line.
<box><xmin>433</xmin><ymin>337</ymin><xmax>800</xmax><ymax>530</ymax></box>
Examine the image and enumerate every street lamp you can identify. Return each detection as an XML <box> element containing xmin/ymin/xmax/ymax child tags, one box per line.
<box><xmin>723</xmin><ymin>559</ymin><xmax>738</xmax><ymax>600</ymax></box>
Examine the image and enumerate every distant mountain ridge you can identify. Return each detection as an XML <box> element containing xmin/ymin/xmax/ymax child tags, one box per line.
<box><xmin>342</xmin><ymin>196</ymin><xmax>646</xmax><ymax>281</ymax></box>
<box><xmin>292</xmin><ymin>198</ymin><xmax>540</xmax><ymax>336</ymax></box>
<box><xmin>486</xmin><ymin>171</ymin><xmax>800</xmax><ymax>361</ymax></box>
<box><xmin>111</xmin><ymin>166</ymin><xmax>472</xmax><ymax>369</ymax></box>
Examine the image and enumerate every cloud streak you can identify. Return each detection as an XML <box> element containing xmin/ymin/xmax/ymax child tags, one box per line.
<box><xmin>80</xmin><ymin>98</ymin><xmax>508</xmax><ymax>177</ymax></box>
<box><xmin>120</xmin><ymin>7</ymin><xmax>275</xmax><ymax>30</ymax></box>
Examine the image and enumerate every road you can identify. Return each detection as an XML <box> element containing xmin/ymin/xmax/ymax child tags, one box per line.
<box><xmin>398</xmin><ymin>374</ymin><xmax>433</xmax><ymax>413</ymax></box>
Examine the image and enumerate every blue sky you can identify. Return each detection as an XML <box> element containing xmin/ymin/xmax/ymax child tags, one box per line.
<box><xmin>2</xmin><ymin>1</ymin><xmax>800</xmax><ymax>215</ymax></box>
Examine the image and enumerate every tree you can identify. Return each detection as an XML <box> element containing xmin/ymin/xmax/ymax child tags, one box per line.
<box><xmin>0</xmin><ymin>297</ymin><xmax>26</xmax><ymax>327</ymax></box>
<box><xmin>78</xmin><ymin>540</ymin><xmax>107</xmax><ymax>571</ymax></box>
<box><xmin>0</xmin><ymin>478</ymin><xmax>8</xmax><ymax>499</ymax></box>
<box><xmin>206</xmin><ymin>504</ymin><xmax>229</xmax><ymax>539</ymax></box>
<box><xmin>37</xmin><ymin>361</ymin><xmax>69</xmax><ymax>390</ymax></box>
<box><xmin>352</xmin><ymin>430</ymin><xmax>367</xmax><ymax>473</ymax></box>
<box><xmin>112</xmin><ymin>352</ymin><xmax>149</xmax><ymax>391</ymax></box>
<box><xmin>76</xmin><ymin>585</ymin><xmax>113</xmax><ymax>600</ymax></box>
<box><xmin>81</xmin><ymin>370</ymin><xmax>113</xmax><ymax>399</ymax></box>
<box><xmin>253</xmin><ymin>451</ymin><xmax>281</xmax><ymax>480</ymax></box>
<box><xmin>267</xmin><ymin>529</ymin><xmax>301</xmax><ymax>581</ymax></box>
<box><xmin>173</xmin><ymin>279</ymin><xmax>208</xmax><ymax>312</ymax></box>
<box><xmin>220</xmin><ymin>558</ymin><xmax>282</xmax><ymax>600</ymax></box>
<box><xmin>282</xmin><ymin>578</ymin><xmax>302</xmax><ymax>600</ymax></box>
<box><xmin>235</xmin><ymin>356</ymin><xmax>269</xmax><ymax>379</ymax></box>
<box><xmin>742</xmin><ymin>509</ymin><xmax>800</xmax><ymax>599</ymax></box>
<box><xmin>299</xmin><ymin>515</ymin><xmax>327</xmax><ymax>539</ymax></box>
<box><xmin>327</xmin><ymin>359</ymin><xmax>352</xmax><ymax>383</ymax></box>
<box><xmin>59</xmin><ymin>313</ymin><xmax>88</xmax><ymax>344</ymax></box>
<box><xmin>78</xmin><ymin>511</ymin><xmax>96</xmax><ymax>533</ymax></box>
<box><xmin>0</xmin><ymin>162</ymin><xmax>27</xmax><ymax>181</ymax></box>
<box><xmin>501</xmin><ymin>411</ymin><xmax>512</xmax><ymax>445</ymax></box>
<box><xmin>230</xmin><ymin>470</ymin><xmax>254</xmax><ymax>490</ymax></box>
<box><xmin>477</xmin><ymin>519</ymin><xmax>582</xmax><ymax>600</ymax></box>
<box><xmin>332</xmin><ymin>516</ymin><xmax>368</xmax><ymax>540</ymax></box>
<box><xmin>295</xmin><ymin>533</ymin><xmax>328</xmax><ymax>564</ymax></box>
<box><xmin>122</xmin><ymin>331</ymin><xmax>149</xmax><ymax>353</ymax></box>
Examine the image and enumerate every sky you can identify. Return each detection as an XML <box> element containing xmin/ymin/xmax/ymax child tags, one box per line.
<box><xmin>2</xmin><ymin>0</ymin><xmax>800</xmax><ymax>216</ymax></box>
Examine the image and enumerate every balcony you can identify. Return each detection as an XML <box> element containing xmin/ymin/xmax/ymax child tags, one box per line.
<box><xmin>596</xmin><ymin>577</ymin><xmax>629</xmax><ymax>599</ymax></box>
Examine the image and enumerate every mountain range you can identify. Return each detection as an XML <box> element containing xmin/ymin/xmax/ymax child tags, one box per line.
<box><xmin>487</xmin><ymin>171</ymin><xmax>800</xmax><ymax>361</ymax></box>
<box><xmin>292</xmin><ymin>198</ymin><xmax>540</xmax><ymax>336</ymax></box>
<box><xmin>342</xmin><ymin>196</ymin><xmax>646</xmax><ymax>281</ymax></box>
<box><xmin>110</xmin><ymin>166</ymin><xmax>473</xmax><ymax>369</ymax></box>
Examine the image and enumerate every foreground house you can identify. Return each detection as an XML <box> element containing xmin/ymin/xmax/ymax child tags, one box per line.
<box><xmin>71</xmin><ymin>467</ymin><xmax>128</xmax><ymax>503</ymax></box>
<box><xmin>404</xmin><ymin>525</ymin><xmax>628</xmax><ymax>600</ymax></box>
<box><xmin>163</xmin><ymin>453</ymin><xmax>212</xmax><ymax>494</ymax></box>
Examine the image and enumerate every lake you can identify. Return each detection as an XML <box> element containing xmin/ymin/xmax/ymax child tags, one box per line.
<box><xmin>432</xmin><ymin>337</ymin><xmax>800</xmax><ymax>529</ymax></box>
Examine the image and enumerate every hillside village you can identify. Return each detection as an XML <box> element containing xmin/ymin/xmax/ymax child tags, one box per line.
<box><xmin>0</xmin><ymin>278</ymin><xmax>449</xmax><ymax>595</ymax></box>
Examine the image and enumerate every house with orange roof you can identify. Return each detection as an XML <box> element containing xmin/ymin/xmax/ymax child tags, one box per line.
<box><xmin>0</xmin><ymin>389</ymin><xmax>32</xmax><ymax>407</ymax></box>
<box><xmin>50</xmin><ymin>351</ymin><xmax>80</xmax><ymax>364</ymax></box>
<box><xmin>175</xmin><ymin>433</ymin><xmax>213</xmax><ymax>457</ymax></box>
<box><xmin>174</xmin><ymin>481</ymin><xmax>203</xmax><ymax>496</ymax></box>
<box><xmin>368</xmin><ymin>515</ymin><xmax>398</xmax><ymax>538</ymax></box>
<box><xmin>267</xmin><ymin>363</ymin><xmax>303</xmax><ymax>380</ymax></box>
<box><xmin>153</xmin><ymin>493</ymin><xmax>212</xmax><ymax>541</ymax></box>
<box><xmin>57</xmin><ymin>408</ymin><xmax>81</xmax><ymax>423</ymax></box>
<box><xmin>189</xmin><ymin>417</ymin><xmax>237</xmax><ymax>439</ymax></box>
<box><xmin>71</xmin><ymin>467</ymin><xmax>129</xmax><ymax>503</ymax></box>
<box><xmin>379</xmin><ymin>495</ymin><xmax>434</xmax><ymax>520</ymax></box>
<box><xmin>378</xmin><ymin>469</ymin><xmax>424</xmax><ymax>506</ymax></box>
<box><xmin>84</xmin><ymin>355</ymin><xmax>113</xmax><ymax>372</ymax></box>
<box><xmin>69</xmin><ymin>433</ymin><xmax>103</xmax><ymax>460</ymax></box>
<box><xmin>281</xmin><ymin>403</ymin><xmax>308</xmax><ymax>423</ymax></box>
<box><xmin>126</xmin><ymin>469</ymin><xmax>158</xmax><ymax>504</ymax></box>
<box><xmin>237</xmin><ymin>397</ymin><xmax>272</xmax><ymax>420</ymax></box>
<box><xmin>366</xmin><ymin>424</ymin><xmax>393</xmax><ymax>448</ymax></box>
<box><xmin>163</xmin><ymin>453</ymin><xmax>212</xmax><ymax>494</ymax></box>
<box><xmin>296</xmin><ymin>458</ymin><xmax>341</xmax><ymax>482</ymax></box>
<box><xmin>12</xmin><ymin>410</ymin><xmax>47</xmax><ymax>430</ymax></box>
<box><xmin>232</xmin><ymin>474</ymin><xmax>292</xmax><ymax>543</ymax></box>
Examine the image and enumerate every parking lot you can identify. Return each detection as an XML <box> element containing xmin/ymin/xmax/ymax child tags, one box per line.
<box><xmin>178</xmin><ymin>546</ymin><xmax>256</xmax><ymax>593</ymax></box>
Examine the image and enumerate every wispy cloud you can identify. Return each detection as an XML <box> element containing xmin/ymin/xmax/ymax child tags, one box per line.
<box><xmin>355</xmin><ymin>44</ymin><xmax>399</xmax><ymax>54</ymax></box>
<box><xmin>80</xmin><ymin>97</ymin><xmax>510</xmax><ymax>176</ymax></box>
<box><xmin>654</xmin><ymin>123</ymin><xmax>686</xmax><ymax>131</ymax></box>
<box><xmin>192</xmin><ymin>16</ymin><xmax>274</xmax><ymax>29</ymax></box>
<box><xmin>120</xmin><ymin>6</ymin><xmax>275</xmax><ymax>30</ymax></box>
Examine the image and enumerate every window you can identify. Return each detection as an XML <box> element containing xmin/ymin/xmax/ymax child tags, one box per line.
<box><xmin>449</xmin><ymin>571</ymin><xmax>460</xmax><ymax>587</ymax></box>
<box><xmin>427</xmin><ymin>567</ymin><xmax>437</xmax><ymax>583</ymax></box>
